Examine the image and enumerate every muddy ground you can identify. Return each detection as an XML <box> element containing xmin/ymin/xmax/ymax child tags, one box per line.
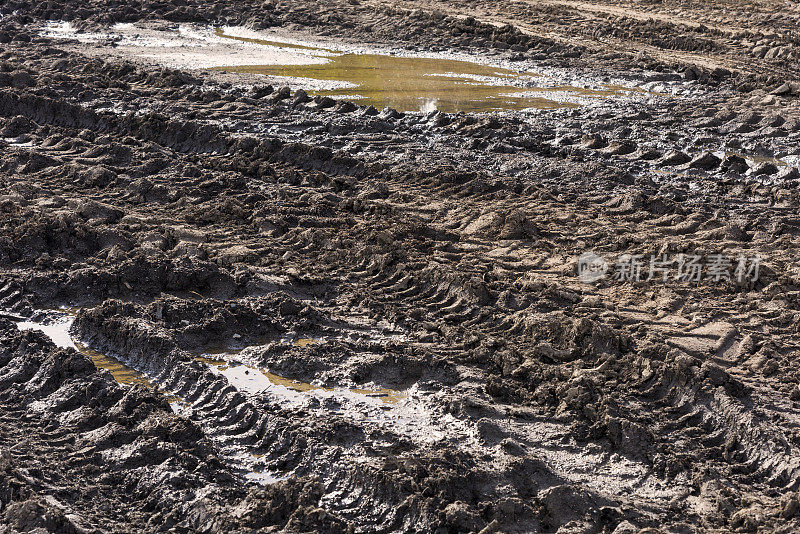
<box><xmin>2</xmin><ymin>0</ymin><xmax>800</xmax><ymax>532</ymax></box>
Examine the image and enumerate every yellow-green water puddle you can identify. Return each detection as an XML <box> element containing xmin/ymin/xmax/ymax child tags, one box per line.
<box><xmin>215</xmin><ymin>29</ymin><xmax>642</xmax><ymax>113</ymax></box>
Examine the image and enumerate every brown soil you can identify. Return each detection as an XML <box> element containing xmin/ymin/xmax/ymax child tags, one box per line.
<box><xmin>1</xmin><ymin>0</ymin><xmax>800</xmax><ymax>533</ymax></box>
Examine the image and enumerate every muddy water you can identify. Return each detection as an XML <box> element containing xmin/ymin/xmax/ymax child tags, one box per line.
<box><xmin>16</xmin><ymin>314</ymin><xmax>151</xmax><ymax>387</ymax></box>
<box><xmin>40</xmin><ymin>22</ymin><xmax>646</xmax><ymax>112</ymax></box>
<box><xmin>16</xmin><ymin>312</ymin><xmax>406</xmax><ymax>405</ymax></box>
<box><xmin>196</xmin><ymin>352</ymin><xmax>407</xmax><ymax>404</ymax></box>
<box><xmin>293</xmin><ymin>337</ymin><xmax>318</xmax><ymax>347</ymax></box>
<box><xmin>74</xmin><ymin>341</ymin><xmax>153</xmax><ymax>387</ymax></box>
<box><xmin>216</xmin><ymin>29</ymin><xmax>643</xmax><ymax>113</ymax></box>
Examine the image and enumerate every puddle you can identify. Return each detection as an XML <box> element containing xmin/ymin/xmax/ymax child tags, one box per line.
<box><xmin>293</xmin><ymin>337</ymin><xmax>319</xmax><ymax>348</ymax></box>
<box><xmin>216</xmin><ymin>29</ymin><xmax>648</xmax><ymax>113</ymax></box>
<box><xmin>218</xmin><ymin>45</ymin><xmax>573</xmax><ymax>112</ymax></box>
<box><xmin>196</xmin><ymin>352</ymin><xmax>406</xmax><ymax>404</ymax></box>
<box><xmin>41</xmin><ymin>22</ymin><xmax>650</xmax><ymax>114</ymax></box>
<box><xmin>12</xmin><ymin>308</ymin><xmax>464</xmax><ymax>479</ymax></box>
<box><xmin>196</xmin><ymin>351</ymin><xmax>448</xmax><ymax>454</ymax></box>
<box><xmin>16</xmin><ymin>314</ymin><xmax>151</xmax><ymax>387</ymax></box>
<box><xmin>74</xmin><ymin>340</ymin><xmax>153</xmax><ymax>387</ymax></box>
<box><xmin>14</xmin><ymin>311</ymin><xmax>284</xmax><ymax>484</ymax></box>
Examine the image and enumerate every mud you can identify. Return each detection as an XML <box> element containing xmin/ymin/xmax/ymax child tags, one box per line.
<box><xmin>16</xmin><ymin>310</ymin><xmax>152</xmax><ymax>384</ymax></box>
<box><xmin>214</xmin><ymin>28</ymin><xmax>643</xmax><ymax>113</ymax></box>
<box><xmin>2</xmin><ymin>0</ymin><xmax>800</xmax><ymax>532</ymax></box>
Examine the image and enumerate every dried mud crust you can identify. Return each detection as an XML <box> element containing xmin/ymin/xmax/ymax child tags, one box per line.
<box><xmin>1</xmin><ymin>1</ymin><xmax>800</xmax><ymax>533</ymax></box>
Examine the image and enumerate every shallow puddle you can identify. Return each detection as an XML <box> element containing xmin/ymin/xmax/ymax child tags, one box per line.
<box><xmin>13</xmin><ymin>311</ymin><xmax>289</xmax><ymax>484</ymax></box>
<box><xmin>196</xmin><ymin>351</ymin><xmax>406</xmax><ymax>404</ymax></box>
<box><xmin>12</xmin><ymin>309</ymin><xmax>449</xmax><ymax>482</ymax></box>
<box><xmin>293</xmin><ymin>337</ymin><xmax>319</xmax><ymax>348</ymax></box>
<box><xmin>74</xmin><ymin>340</ymin><xmax>153</xmax><ymax>387</ymax></box>
<box><xmin>16</xmin><ymin>314</ymin><xmax>151</xmax><ymax>387</ymax></box>
<box><xmin>349</xmin><ymin>387</ymin><xmax>408</xmax><ymax>404</ymax></box>
<box><xmin>41</xmin><ymin>22</ymin><xmax>647</xmax><ymax>113</ymax></box>
<box><xmin>215</xmin><ymin>29</ymin><xmax>644</xmax><ymax>113</ymax></box>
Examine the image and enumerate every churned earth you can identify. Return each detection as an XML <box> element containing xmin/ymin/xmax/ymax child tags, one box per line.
<box><xmin>2</xmin><ymin>0</ymin><xmax>800</xmax><ymax>532</ymax></box>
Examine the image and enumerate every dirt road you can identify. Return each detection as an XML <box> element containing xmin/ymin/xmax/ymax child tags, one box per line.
<box><xmin>1</xmin><ymin>0</ymin><xmax>800</xmax><ymax>532</ymax></box>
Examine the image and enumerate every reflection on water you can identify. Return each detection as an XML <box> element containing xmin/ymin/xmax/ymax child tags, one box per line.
<box><xmin>215</xmin><ymin>29</ymin><xmax>643</xmax><ymax>113</ymax></box>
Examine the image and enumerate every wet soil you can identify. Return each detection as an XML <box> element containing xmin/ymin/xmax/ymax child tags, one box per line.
<box><xmin>1</xmin><ymin>0</ymin><xmax>800</xmax><ymax>533</ymax></box>
<box><xmin>214</xmin><ymin>28</ymin><xmax>598</xmax><ymax>112</ymax></box>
